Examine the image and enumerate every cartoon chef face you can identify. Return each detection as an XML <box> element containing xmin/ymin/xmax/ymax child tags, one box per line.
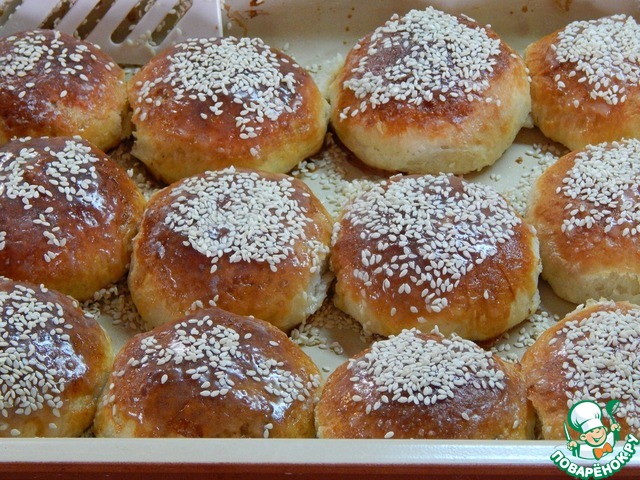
<box><xmin>569</xmin><ymin>400</ymin><xmax>609</xmax><ymax>445</ymax></box>
<box><xmin>581</xmin><ymin>426</ymin><xmax>608</xmax><ymax>447</ymax></box>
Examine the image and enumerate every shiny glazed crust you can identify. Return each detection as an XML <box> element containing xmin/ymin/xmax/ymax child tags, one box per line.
<box><xmin>0</xmin><ymin>30</ymin><xmax>129</xmax><ymax>151</ymax></box>
<box><xmin>128</xmin><ymin>168</ymin><xmax>333</xmax><ymax>331</ymax></box>
<box><xmin>525</xmin><ymin>15</ymin><xmax>640</xmax><ymax>150</ymax></box>
<box><xmin>0</xmin><ymin>278</ymin><xmax>113</xmax><ymax>437</ymax></box>
<box><xmin>93</xmin><ymin>308</ymin><xmax>321</xmax><ymax>438</ymax></box>
<box><xmin>329</xmin><ymin>8</ymin><xmax>530</xmax><ymax>174</ymax></box>
<box><xmin>129</xmin><ymin>37</ymin><xmax>329</xmax><ymax>184</ymax></box>
<box><xmin>315</xmin><ymin>330</ymin><xmax>535</xmax><ymax>439</ymax></box>
<box><xmin>0</xmin><ymin>137</ymin><xmax>146</xmax><ymax>301</ymax></box>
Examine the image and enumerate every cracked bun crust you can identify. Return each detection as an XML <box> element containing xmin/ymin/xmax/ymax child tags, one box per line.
<box><xmin>0</xmin><ymin>30</ymin><xmax>129</xmax><ymax>151</ymax></box>
<box><xmin>330</xmin><ymin>7</ymin><xmax>530</xmax><ymax>175</ymax></box>
<box><xmin>316</xmin><ymin>329</ymin><xmax>534</xmax><ymax>439</ymax></box>
<box><xmin>331</xmin><ymin>174</ymin><xmax>541</xmax><ymax>341</ymax></box>
<box><xmin>128</xmin><ymin>167</ymin><xmax>333</xmax><ymax>331</ymax></box>
<box><xmin>0</xmin><ymin>137</ymin><xmax>145</xmax><ymax>301</ymax></box>
<box><xmin>93</xmin><ymin>307</ymin><xmax>321</xmax><ymax>438</ymax></box>
<box><xmin>129</xmin><ymin>36</ymin><xmax>329</xmax><ymax>184</ymax></box>
<box><xmin>0</xmin><ymin>278</ymin><xmax>112</xmax><ymax>437</ymax></box>
<box><xmin>525</xmin><ymin>14</ymin><xmax>640</xmax><ymax>150</ymax></box>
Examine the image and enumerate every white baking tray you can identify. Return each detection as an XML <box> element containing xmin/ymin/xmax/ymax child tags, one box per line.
<box><xmin>1</xmin><ymin>0</ymin><xmax>640</xmax><ymax>477</ymax></box>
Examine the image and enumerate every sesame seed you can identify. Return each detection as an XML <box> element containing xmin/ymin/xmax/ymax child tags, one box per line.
<box><xmin>0</xmin><ymin>31</ymin><xmax>110</xmax><ymax>107</ymax></box>
<box><xmin>81</xmin><ymin>280</ymin><xmax>145</xmax><ymax>332</ymax></box>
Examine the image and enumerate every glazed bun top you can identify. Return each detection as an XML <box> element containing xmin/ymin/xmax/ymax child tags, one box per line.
<box><xmin>0</xmin><ymin>30</ymin><xmax>127</xmax><ymax>150</ymax></box>
<box><xmin>95</xmin><ymin>307</ymin><xmax>322</xmax><ymax>438</ymax></box>
<box><xmin>333</xmin><ymin>7</ymin><xmax>517</xmax><ymax>127</ymax></box>
<box><xmin>540</xmin><ymin>14</ymin><xmax>640</xmax><ymax>109</ymax></box>
<box><xmin>129</xmin><ymin>36</ymin><xmax>328</xmax><ymax>182</ymax></box>
<box><xmin>0</xmin><ymin>277</ymin><xmax>112</xmax><ymax>437</ymax></box>
<box><xmin>0</xmin><ymin>136</ymin><xmax>145</xmax><ymax>300</ymax></box>
<box><xmin>316</xmin><ymin>328</ymin><xmax>532</xmax><ymax>439</ymax></box>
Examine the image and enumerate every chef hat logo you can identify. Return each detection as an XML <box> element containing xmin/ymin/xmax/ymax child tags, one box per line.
<box><xmin>568</xmin><ymin>400</ymin><xmax>605</xmax><ymax>434</ymax></box>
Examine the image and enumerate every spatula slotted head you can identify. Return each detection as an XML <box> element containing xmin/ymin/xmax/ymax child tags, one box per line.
<box><xmin>0</xmin><ymin>0</ymin><xmax>222</xmax><ymax>65</ymax></box>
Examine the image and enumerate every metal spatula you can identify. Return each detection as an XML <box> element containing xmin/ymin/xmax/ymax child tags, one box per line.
<box><xmin>0</xmin><ymin>0</ymin><xmax>223</xmax><ymax>64</ymax></box>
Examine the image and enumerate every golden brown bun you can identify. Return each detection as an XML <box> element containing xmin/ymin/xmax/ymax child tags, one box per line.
<box><xmin>128</xmin><ymin>167</ymin><xmax>333</xmax><ymax>331</ymax></box>
<box><xmin>316</xmin><ymin>329</ymin><xmax>534</xmax><ymax>439</ymax></box>
<box><xmin>526</xmin><ymin>15</ymin><xmax>640</xmax><ymax>150</ymax></box>
<box><xmin>129</xmin><ymin>36</ymin><xmax>329</xmax><ymax>184</ymax></box>
<box><xmin>329</xmin><ymin>7</ymin><xmax>530</xmax><ymax>175</ymax></box>
<box><xmin>93</xmin><ymin>307</ymin><xmax>321</xmax><ymax>438</ymax></box>
<box><xmin>521</xmin><ymin>300</ymin><xmax>640</xmax><ymax>439</ymax></box>
<box><xmin>0</xmin><ymin>30</ymin><xmax>129</xmax><ymax>151</ymax></box>
<box><xmin>0</xmin><ymin>278</ymin><xmax>113</xmax><ymax>437</ymax></box>
<box><xmin>0</xmin><ymin>137</ymin><xmax>145</xmax><ymax>301</ymax></box>
<box><xmin>526</xmin><ymin>138</ymin><xmax>640</xmax><ymax>304</ymax></box>
<box><xmin>331</xmin><ymin>174</ymin><xmax>541</xmax><ymax>341</ymax></box>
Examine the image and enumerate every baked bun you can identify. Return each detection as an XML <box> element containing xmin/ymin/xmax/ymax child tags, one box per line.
<box><xmin>525</xmin><ymin>14</ymin><xmax>640</xmax><ymax>150</ymax></box>
<box><xmin>526</xmin><ymin>138</ymin><xmax>640</xmax><ymax>304</ymax></box>
<box><xmin>316</xmin><ymin>328</ymin><xmax>534</xmax><ymax>439</ymax></box>
<box><xmin>128</xmin><ymin>167</ymin><xmax>333</xmax><ymax>331</ymax></box>
<box><xmin>521</xmin><ymin>300</ymin><xmax>640</xmax><ymax>439</ymax></box>
<box><xmin>331</xmin><ymin>174</ymin><xmax>540</xmax><ymax>340</ymax></box>
<box><xmin>129</xmin><ymin>36</ymin><xmax>329</xmax><ymax>184</ymax></box>
<box><xmin>0</xmin><ymin>137</ymin><xmax>145</xmax><ymax>300</ymax></box>
<box><xmin>93</xmin><ymin>307</ymin><xmax>321</xmax><ymax>438</ymax></box>
<box><xmin>0</xmin><ymin>30</ymin><xmax>129</xmax><ymax>151</ymax></box>
<box><xmin>0</xmin><ymin>277</ymin><xmax>112</xmax><ymax>437</ymax></box>
<box><xmin>329</xmin><ymin>7</ymin><xmax>530</xmax><ymax>175</ymax></box>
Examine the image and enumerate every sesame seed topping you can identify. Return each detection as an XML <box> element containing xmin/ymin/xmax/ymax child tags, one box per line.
<box><xmin>0</xmin><ymin>139</ymin><xmax>101</xmax><ymax>256</ymax></box>
<box><xmin>0</xmin><ymin>30</ymin><xmax>97</xmax><ymax>97</ymax></box>
<box><xmin>348</xmin><ymin>329</ymin><xmax>505</xmax><ymax>409</ymax></box>
<box><xmin>0</xmin><ymin>281</ymin><xmax>76</xmax><ymax>423</ymax></box>
<box><xmin>163</xmin><ymin>167</ymin><xmax>327</xmax><ymax>272</ymax></box>
<box><xmin>554</xmin><ymin>15</ymin><xmax>640</xmax><ymax>106</ymax></box>
<box><xmin>135</xmin><ymin>36</ymin><xmax>299</xmax><ymax>139</ymax></box>
<box><xmin>336</xmin><ymin>175</ymin><xmax>521</xmax><ymax>313</ymax></box>
<box><xmin>559</xmin><ymin>139</ymin><xmax>640</xmax><ymax>235</ymax></box>
<box><xmin>558</xmin><ymin>303</ymin><xmax>640</xmax><ymax>430</ymax></box>
<box><xmin>340</xmin><ymin>7</ymin><xmax>501</xmax><ymax>117</ymax></box>
<box><xmin>119</xmin><ymin>314</ymin><xmax>320</xmax><ymax>407</ymax></box>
